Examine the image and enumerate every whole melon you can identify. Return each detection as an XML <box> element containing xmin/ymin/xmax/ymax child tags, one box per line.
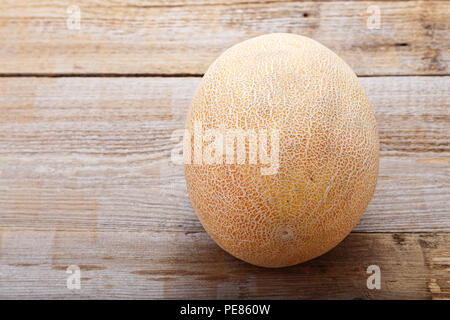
<box><xmin>184</xmin><ymin>33</ymin><xmax>379</xmax><ymax>268</ymax></box>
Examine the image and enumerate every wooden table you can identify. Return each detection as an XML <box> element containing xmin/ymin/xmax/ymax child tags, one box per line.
<box><xmin>0</xmin><ymin>1</ymin><xmax>448</xmax><ymax>299</ymax></box>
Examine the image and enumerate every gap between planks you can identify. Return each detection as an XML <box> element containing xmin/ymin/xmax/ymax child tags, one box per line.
<box><xmin>0</xmin><ymin>74</ymin><xmax>449</xmax><ymax>78</ymax></box>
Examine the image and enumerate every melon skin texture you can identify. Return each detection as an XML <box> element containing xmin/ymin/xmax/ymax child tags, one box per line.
<box><xmin>185</xmin><ymin>33</ymin><xmax>379</xmax><ymax>268</ymax></box>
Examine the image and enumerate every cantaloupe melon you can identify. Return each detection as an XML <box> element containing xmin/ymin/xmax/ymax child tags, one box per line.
<box><xmin>184</xmin><ymin>33</ymin><xmax>379</xmax><ymax>268</ymax></box>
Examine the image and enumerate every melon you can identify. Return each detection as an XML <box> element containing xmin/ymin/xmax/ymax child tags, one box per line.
<box><xmin>184</xmin><ymin>33</ymin><xmax>379</xmax><ymax>268</ymax></box>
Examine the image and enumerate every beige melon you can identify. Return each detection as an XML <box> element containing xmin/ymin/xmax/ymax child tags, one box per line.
<box><xmin>184</xmin><ymin>33</ymin><xmax>379</xmax><ymax>268</ymax></box>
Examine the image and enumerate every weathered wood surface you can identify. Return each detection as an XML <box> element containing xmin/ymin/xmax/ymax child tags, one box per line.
<box><xmin>0</xmin><ymin>76</ymin><xmax>448</xmax><ymax>233</ymax></box>
<box><xmin>0</xmin><ymin>0</ymin><xmax>449</xmax><ymax>75</ymax></box>
<box><xmin>0</xmin><ymin>0</ymin><xmax>449</xmax><ymax>299</ymax></box>
<box><xmin>0</xmin><ymin>231</ymin><xmax>448</xmax><ymax>299</ymax></box>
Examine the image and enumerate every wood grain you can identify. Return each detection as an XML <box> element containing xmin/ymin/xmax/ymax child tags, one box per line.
<box><xmin>0</xmin><ymin>230</ymin><xmax>448</xmax><ymax>299</ymax></box>
<box><xmin>0</xmin><ymin>76</ymin><xmax>448</xmax><ymax>233</ymax></box>
<box><xmin>0</xmin><ymin>0</ymin><xmax>448</xmax><ymax>75</ymax></box>
<box><xmin>0</xmin><ymin>0</ymin><xmax>448</xmax><ymax>301</ymax></box>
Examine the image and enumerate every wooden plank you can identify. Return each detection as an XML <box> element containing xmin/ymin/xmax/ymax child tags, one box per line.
<box><xmin>0</xmin><ymin>76</ymin><xmax>448</xmax><ymax>233</ymax></box>
<box><xmin>0</xmin><ymin>1</ymin><xmax>448</xmax><ymax>75</ymax></box>
<box><xmin>0</xmin><ymin>230</ymin><xmax>448</xmax><ymax>299</ymax></box>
